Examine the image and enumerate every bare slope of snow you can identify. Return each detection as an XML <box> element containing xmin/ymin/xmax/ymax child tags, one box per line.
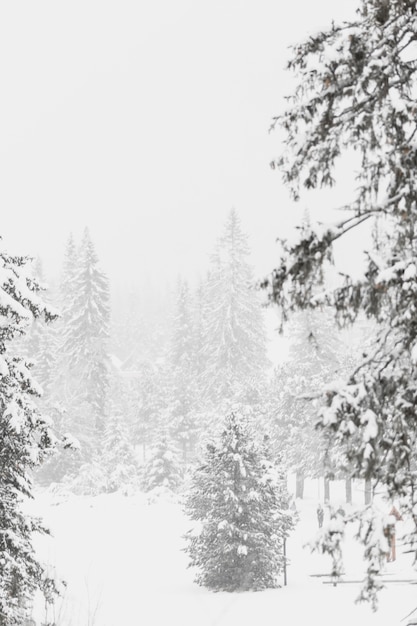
<box><xmin>30</xmin><ymin>482</ymin><xmax>417</xmax><ymax>626</ymax></box>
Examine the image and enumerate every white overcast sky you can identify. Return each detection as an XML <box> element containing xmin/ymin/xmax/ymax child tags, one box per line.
<box><xmin>0</xmin><ymin>1</ymin><xmax>358</xmax><ymax>291</ymax></box>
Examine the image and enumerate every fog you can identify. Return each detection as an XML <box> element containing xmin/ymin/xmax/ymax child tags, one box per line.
<box><xmin>0</xmin><ymin>0</ymin><xmax>358</xmax><ymax>293</ymax></box>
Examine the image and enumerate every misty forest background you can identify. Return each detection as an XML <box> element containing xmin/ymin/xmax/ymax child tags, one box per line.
<box><xmin>22</xmin><ymin>207</ymin><xmax>372</xmax><ymax>503</ymax></box>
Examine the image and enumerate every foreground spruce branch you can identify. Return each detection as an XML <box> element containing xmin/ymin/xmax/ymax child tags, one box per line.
<box><xmin>0</xmin><ymin>243</ymin><xmax>60</xmax><ymax>624</ymax></box>
<box><xmin>265</xmin><ymin>0</ymin><xmax>417</xmax><ymax>608</ymax></box>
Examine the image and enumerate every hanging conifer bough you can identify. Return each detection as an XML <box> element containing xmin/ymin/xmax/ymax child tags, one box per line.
<box><xmin>184</xmin><ymin>412</ymin><xmax>294</xmax><ymax>591</ymax></box>
<box><xmin>0</xmin><ymin>243</ymin><xmax>59</xmax><ymax>624</ymax></box>
<box><xmin>265</xmin><ymin>0</ymin><xmax>417</xmax><ymax>607</ymax></box>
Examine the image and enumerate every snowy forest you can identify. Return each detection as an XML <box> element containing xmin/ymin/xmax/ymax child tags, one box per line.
<box><xmin>4</xmin><ymin>0</ymin><xmax>417</xmax><ymax>625</ymax></box>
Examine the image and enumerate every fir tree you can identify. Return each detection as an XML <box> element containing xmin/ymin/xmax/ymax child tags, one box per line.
<box><xmin>132</xmin><ymin>361</ymin><xmax>166</xmax><ymax>461</ymax></box>
<box><xmin>59</xmin><ymin>233</ymin><xmax>77</xmax><ymax>324</ymax></box>
<box><xmin>0</xmin><ymin>243</ymin><xmax>59</xmax><ymax>624</ymax></box>
<box><xmin>141</xmin><ymin>435</ymin><xmax>183</xmax><ymax>494</ymax></box>
<box><xmin>201</xmin><ymin>209</ymin><xmax>268</xmax><ymax>404</ymax></box>
<box><xmin>62</xmin><ymin>229</ymin><xmax>110</xmax><ymax>431</ymax></box>
<box><xmin>184</xmin><ymin>412</ymin><xmax>294</xmax><ymax>591</ymax></box>
<box><xmin>171</xmin><ymin>278</ymin><xmax>194</xmax><ymax>369</ymax></box>
<box><xmin>266</xmin><ymin>0</ymin><xmax>417</xmax><ymax>605</ymax></box>
<box><xmin>167</xmin><ymin>278</ymin><xmax>198</xmax><ymax>462</ymax></box>
<box><xmin>102</xmin><ymin>387</ymin><xmax>138</xmax><ymax>493</ymax></box>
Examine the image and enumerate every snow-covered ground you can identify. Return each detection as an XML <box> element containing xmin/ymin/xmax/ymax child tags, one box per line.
<box><xmin>29</xmin><ymin>479</ymin><xmax>417</xmax><ymax>626</ymax></box>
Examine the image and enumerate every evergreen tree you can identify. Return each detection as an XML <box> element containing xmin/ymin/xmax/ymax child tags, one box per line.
<box><xmin>22</xmin><ymin>259</ymin><xmax>59</xmax><ymax>397</ymax></box>
<box><xmin>51</xmin><ymin>234</ymin><xmax>78</xmax><ymax>412</ymax></box>
<box><xmin>102</xmin><ymin>386</ymin><xmax>138</xmax><ymax>492</ymax></box>
<box><xmin>266</xmin><ymin>0</ymin><xmax>417</xmax><ymax>605</ymax></box>
<box><xmin>184</xmin><ymin>412</ymin><xmax>294</xmax><ymax>591</ymax></box>
<box><xmin>141</xmin><ymin>435</ymin><xmax>183</xmax><ymax>494</ymax></box>
<box><xmin>201</xmin><ymin>209</ymin><xmax>268</xmax><ymax>404</ymax></box>
<box><xmin>132</xmin><ymin>361</ymin><xmax>166</xmax><ymax>461</ymax></box>
<box><xmin>59</xmin><ymin>233</ymin><xmax>77</xmax><ymax>324</ymax></box>
<box><xmin>0</xmin><ymin>244</ymin><xmax>59</xmax><ymax>624</ymax></box>
<box><xmin>272</xmin><ymin>309</ymin><xmax>341</xmax><ymax>498</ymax></box>
<box><xmin>191</xmin><ymin>280</ymin><xmax>206</xmax><ymax>382</ymax></box>
<box><xmin>167</xmin><ymin>278</ymin><xmax>198</xmax><ymax>462</ymax></box>
<box><xmin>62</xmin><ymin>229</ymin><xmax>110</xmax><ymax>431</ymax></box>
<box><xmin>171</xmin><ymin>278</ymin><xmax>194</xmax><ymax>369</ymax></box>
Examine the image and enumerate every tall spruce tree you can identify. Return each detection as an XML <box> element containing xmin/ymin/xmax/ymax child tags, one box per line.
<box><xmin>62</xmin><ymin>229</ymin><xmax>110</xmax><ymax>431</ymax></box>
<box><xmin>167</xmin><ymin>278</ymin><xmax>198</xmax><ymax>462</ymax></box>
<box><xmin>185</xmin><ymin>412</ymin><xmax>294</xmax><ymax>591</ymax></box>
<box><xmin>59</xmin><ymin>234</ymin><xmax>77</xmax><ymax>324</ymax></box>
<box><xmin>0</xmin><ymin>244</ymin><xmax>59</xmax><ymax>624</ymax></box>
<box><xmin>201</xmin><ymin>209</ymin><xmax>268</xmax><ymax>404</ymax></box>
<box><xmin>266</xmin><ymin>0</ymin><xmax>417</xmax><ymax>605</ymax></box>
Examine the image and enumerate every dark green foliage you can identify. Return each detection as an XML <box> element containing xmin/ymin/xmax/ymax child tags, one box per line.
<box><xmin>184</xmin><ymin>413</ymin><xmax>294</xmax><ymax>591</ymax></box>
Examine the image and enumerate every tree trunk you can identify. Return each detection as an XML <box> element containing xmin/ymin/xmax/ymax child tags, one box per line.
<box><xmin>295</xmin><ymin>471</ymin><xmax>304</xmax><ymax>499</ymax></box>
<box><xmin>324</xmin><ymin>477</ymin><xmax>330</xmax><ymax>502</ymax></box>
<box><xmin>345</xmin><ymin>478</ymin><xmax>352</xmax><ymax>504</ymax></box>
<box><xmin>365</xmin><ymin>478</ymin><xmax>372</xmax><ymax>505</ymax></box>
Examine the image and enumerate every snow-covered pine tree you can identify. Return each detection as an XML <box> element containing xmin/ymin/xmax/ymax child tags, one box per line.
<box><xmin>18</xmin><ymin>260</ymin><xmax>72</xmax><ymax>488</ymax></box>
<box><xmin>171</xmin><ymin>278</ymin><xmax>194</xmax><ymax>369</ymax></box>
<box><xmin>184</xmin><ymin>412</ymin><xmax>294</xmax><ymax>591</ymax></box>
<box><xmin>102</xmin><ymin>383</ymin><xmax>138</xmax><ymax>493</ymax></box>
<box><xmin>41</xmin><ymin>234</ymin><xmax>79</xmax><ymax>474</ymax></box>
<box><xmin>132</xmin><ymin>361</ymin><xmax>166</xmax><ymax>462</ymax></box>
<box><xmin>272</xmin><ymin>308</ymin><xmax>341</xmax><ymax>498</ymax></box>
<box><xmin>266</xmin><ymin>0</ymin><xmax>417</xmax><ymax>605</ymax></box>
<box><xmin>45</xmin><ymin>231</ymin><xmax>110</xmax><ymax>486</ymax></box>
<box><xmin>59</xmin><ymin>233</ymin><xmax>77</xmax><ymax>325</ymax></box>
<box><xmin>141</xmin><ymin>434</ymin><xmax>183</xmax><ymax>495</ymax></box>
<box><xmin>62</xmin><ymin>228</ymin><xmax>110</xmax><ymax>431</ymax></box>
<box><xmin>167</xmin><ymin>278</ymin><xmax>198</xmax><ymax>462</ymax></box>
<box><xmin>0</xmin><ymin>244</ymin><xmax>59</xmax><ymax>624</ymax></box>
<box><xmin>191</xmin><ymin>280</ymin><xmax>206</xmax><ymax>383</ymax></box>
<box><xmin>201</xmin><ymin>209</ymin><xmax>268</xmax><ymax>404</ymax></box>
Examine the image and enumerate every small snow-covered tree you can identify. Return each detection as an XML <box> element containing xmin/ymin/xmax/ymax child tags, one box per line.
<box><xmin>102</xmin><ymin>394</ymin><xmax>138</xmax><ymax>493</ymax></box>
<box><xmin>142</xmin><ymin>435</ymin><xmax>183</xmax><ymax>494</ymax></box>
<box><xmin>0</xmin><ymin>245</ymin><xmax>60</xmax><ymax>624</ymax></box>
<box><xmin>184</xmin><ymin>412</ymin><xmax>295</xmax><ymax>591</ymax></box>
